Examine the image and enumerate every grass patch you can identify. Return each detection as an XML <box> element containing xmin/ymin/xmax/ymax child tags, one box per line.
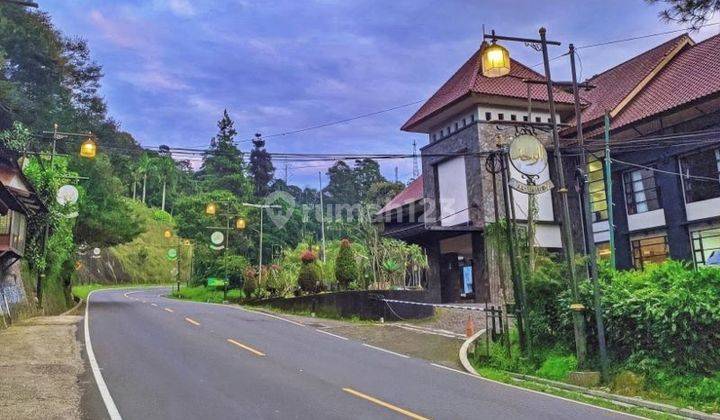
<box><xmin>109</xmin><ymin>202</ymin><xmax>191</xmax><ymax>283</ymax></box>
<box><xmin>170</xmin><ymin>285</ymin><xmax>245</xmax><ymax>304</ymax></box>
<box><xmin>471</xmin><ymin>330</ymin><xmax>720</xmax><ymax>414</ymax></box>
<box><xmin>72</xmin><ymin>283</ymin><xmax>171</xmax><ymax>300</ymax></box>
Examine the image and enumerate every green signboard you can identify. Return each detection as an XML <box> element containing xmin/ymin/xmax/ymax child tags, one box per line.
<box><xmin>207</xmin><ymin>277</ymin><xmax>228</xmax><ymax>287</ymax></box>
<box><xmin>166</xmin><ymin>248</ymin><xmax>178</xmax><ymax>261</ymax></box>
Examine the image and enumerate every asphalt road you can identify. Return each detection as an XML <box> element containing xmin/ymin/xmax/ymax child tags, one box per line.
<box><xmin>86</xmin><ymin>288</ymin><xmax>634</xmax><ymax>420</ymax></box>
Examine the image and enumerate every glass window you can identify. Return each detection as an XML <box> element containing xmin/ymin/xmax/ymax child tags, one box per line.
<box><xmin>588</xmin><ymin>154</ymin><xmax>608</xmax><ymax>222</ymax></box>
<box><xmin>535</xmin><ymin>116</ymin><xmax>541</xmax><ymax>123</ymax></box>
<box><xmin>510</xmin><ymin>114</ymin><xmax>517</xmax><ymax>121</ymax></box>
<box><xmin>498</xmin><ymin>113</ymin><xmax>504</xmax><ymax>121</ymax></box>
<box><xmin>485</xmin><ymin>112</ymin><xmax>491</xmax><ymax>121</ymax></box>
<box><xmin>596</xmin><ymin>242</ymin><xmax>611</xmax><ymax>260</ymax></box>
<box><xmin>624</xmin><ymin>168</ymin><xmax>661</xmax><ymax>214</ymax></box>
<box><xmin>680</xmin><ymin>149</ymin><xmax>720</xmax><ymax>203</ymax></box>
<box><xmin>631</xmin><ymin>234</ymin><xmax>669</xmax><ymax>269</ymax></box>
<box><xmin>0</xmin><ymin>213</ymin><xmax>10</xmax><ymax>234</ymax></box>
<box><xmin>471</xmin><ymin>114</ymin><xmax>475</xmax><ymax>122</ymax></box>
<box><xmin>523</xmin><ymin>115</ymin><xmax>528</xmax><ymax>122</ymax></box>
<box><xmin>691</xmin><ymin>227</ymin><xmax>720</xmax><ymax>267</ymax></box>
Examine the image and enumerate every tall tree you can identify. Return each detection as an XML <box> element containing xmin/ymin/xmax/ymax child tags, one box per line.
<box><xmin>353</xmin><ymin>158</ymin><xmax>385</xmax><ymax>202</ymax></box>
<box><xmin>249</xmin><ymin>133</ymin><xmax>275</xmax><ymax>197</ymax></box>
<box><xmin>325</xmin><ymin>161</ymin><xmax>358</xmax><ymax>205</ymax></box>
<box><xmin>199</xmin><ymin>110</ymin><xmax>251</xmax><ymax>199</ymax></box>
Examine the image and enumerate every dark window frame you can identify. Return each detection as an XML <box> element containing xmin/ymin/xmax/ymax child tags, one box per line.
<box><xmin>631</xmin><ymin>234</ymin><xmax>669</xmax><ymax>269</ymax></box>
<box><xmin>623</xmin><ymin>168</ymin><xmax>661</xmax><ymax>214</ymax></box>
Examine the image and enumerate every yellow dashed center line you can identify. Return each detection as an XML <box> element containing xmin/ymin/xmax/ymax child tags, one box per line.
<box><xmin>226</xmin><ymin>339</ymin><xmax>266</xmax><ymax>357</ymax></box>
<box><xmin>185</xmin><ymin>317</ymin><xmax>200</xmax><ymax>326</ymax></box>
<box><xmin>164</xmin><ymin>308</ymin><xmax>174</xmax><ymax>313</ymax></box>
<box><xmin>342</xmin><ymin>388</ymin><xmax>429</xmax><ymax>420</ymax></box>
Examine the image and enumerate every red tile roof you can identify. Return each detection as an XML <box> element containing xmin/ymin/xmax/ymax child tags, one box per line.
<box><xmin>402</xmin><ymin>44</ymin><xmax>576</xmax><ymax>131</ymax></box>
<box><xmin>576</xmin><ymin>34</ymin><xmax>692</xmax><ymax>128</ymax></box>
<box><xmin>604</xmin><ymin>33</ymin><xmax>720</xmax><ymax>133</ymax></box>
<box><xmin>378</xmin><ymin>176</ymin><xmax>424</xmax><ymax>214</ymax></box>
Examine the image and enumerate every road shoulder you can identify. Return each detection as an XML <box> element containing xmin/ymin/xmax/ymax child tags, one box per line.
<box><xmin>0</xmin><ymin>315</ymin><xmax>85</xmax><ymax>419</ymax></box>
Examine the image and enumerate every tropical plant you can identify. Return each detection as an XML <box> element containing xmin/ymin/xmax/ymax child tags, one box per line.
<box><xmin>335</xmin><ymin>238</ymin><xmax>357</xmax><ymax>289</ymax></box>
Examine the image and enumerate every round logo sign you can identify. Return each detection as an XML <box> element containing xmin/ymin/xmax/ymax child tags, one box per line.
<box><xmin>210</xmin><ymin>231</ymin><xmax>224</xmax><ymax>245</ymax></box>
<box><xmin>508</xmin><ymin>134</ymin><xmax>548</xmax><ymax>177</ymax></box>
<box><xmin>167</xmin><ymin>248</ymin><xmax>178</xmax><ymax>260</ymax></box>
<box><xmin>56</xmin><ymin>185</ymin><xmax>79</xmax><ymax>206</ymax></box>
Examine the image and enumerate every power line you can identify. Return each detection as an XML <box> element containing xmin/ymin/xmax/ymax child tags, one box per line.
<box><xmin>610</xmin><ymin>157</ymin><xmax>720</xmax><ymax>183</ymax></box>
<box><xmin>576</xmin><ymin>22</ymin><xmax>720</xmax><ymax>50</ymax></box>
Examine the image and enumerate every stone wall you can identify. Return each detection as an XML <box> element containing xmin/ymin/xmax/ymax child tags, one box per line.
<box><xmin>251</xmin><ymin>290</ymin><xmax>435</xmax><ymax>321</ymax></box>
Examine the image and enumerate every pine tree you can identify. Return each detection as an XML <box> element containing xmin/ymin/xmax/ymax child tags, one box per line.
<box><xmin>199</xmin><ymin>110</ymin><xmax>251</xmax><ymax>199</ymax></box>
<box><xmin>249</xmin><ymin>133</ymin><xmax>275</xmax><ymax>197</ymax></box>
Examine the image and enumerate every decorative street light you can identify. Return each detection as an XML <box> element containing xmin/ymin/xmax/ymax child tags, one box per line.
<box><xmin>482</xmin><ymin>28</ymin><xmax>589</xmax><ymax>367</ymax></box>
<box><xmin>205</xmin><ymin>202</ymin><xmax>217</xmax><ymax>215</ymax></box>
<box><xmin>163</xmin><ymin>228</ymin><xmax>173</xmax><ymax>239</ymax></box>
<box><xmin>481</xmin><ymin>32</ymin><xmax>511</xmax><ymax>78</ymax></box>
<box><xmin>80</xmin><ymin>136</ymin><xmax>97</xmax><ymax>158</ymax></box>
<box><xmin>235</xmin><ymin>218</ymin><xmax>246</xmax><ymax>230</ymax></box>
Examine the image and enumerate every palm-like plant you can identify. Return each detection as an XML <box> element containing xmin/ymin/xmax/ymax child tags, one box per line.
<box><xmin>136</xmin><ymin>153</ymin><xmax>153</xmax><ymax>204</ymax></box>
<box><xmin>154</xmin><ymin>155</ymin><xmax>178</xmax><ymax>212</ymax></box>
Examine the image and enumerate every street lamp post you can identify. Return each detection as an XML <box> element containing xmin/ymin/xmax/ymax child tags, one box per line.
<box><xmin>242</xmin><ymin>202</ymin><xmax>281</xmax><ymax>287</ymax></box>
<box><xmin>205</xmin><ymin>202</ymin><xmax>246</xmax><ymax>300</ymax></box>
<box><xmin>482</xmin><ymin>28</ymin><xmax>588</xmax><ymax>366</ymax></box>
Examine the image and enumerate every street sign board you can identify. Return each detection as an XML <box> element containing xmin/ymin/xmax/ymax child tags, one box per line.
<box><xmin>509</xmin><ymin>178</ymin><xmax>554</xmax><ymax>195</ymax></box>
<box><xmin>207</xmin><ymin>277</ymin><xmax>228</xmax><ymax>287</ymax></box>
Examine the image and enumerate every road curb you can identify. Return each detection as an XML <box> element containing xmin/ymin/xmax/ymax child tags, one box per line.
<box><xmin>458</xmin><ymin>331</ymin><xmax>719</xmax><ymax>419</ymax></box>
<box><xmin>61</xmin><ymin>298</ymin><xmax>84</xmax><ymax>316</ymax></box>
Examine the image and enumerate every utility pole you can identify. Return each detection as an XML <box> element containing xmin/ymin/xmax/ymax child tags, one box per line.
<box><xmin>539</xmin><ymin>27</ymin><xmax>587</xmax><ymax>368</ymax></box>
<box><xmin>604</xmin><ymin>112</ymin><xmax>616</xmax><ymax>269</ymax></box>
<box><xmin>318</xmin><ymin>172</ymin><xmax>326</xmax><ymax>263</ymax></box>
<box><xmin>570</xmin><ymin>44</ymin><xmax>609</xmax><ymax>381</ymax></box>
<box><xmin>394</xmin><ymin>166</ymin><xmax>399</xmax><ymax>183</ymax></box>
<box><xmin>412</xmin><ymin>140</ymin><xmax>419</xmax><ymax>179</ymax></box>
<box><xmin>284</xmin><ymin>163</ymin><xmax>288</xmax><ymax>184</ymax></box>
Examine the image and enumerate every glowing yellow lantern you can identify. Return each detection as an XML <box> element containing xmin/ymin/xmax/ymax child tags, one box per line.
<box><xmin>163</xmin><ymin>229</ymin><xmax>172</xmax><ymax>239</ymax></box>
<box><xmin>481</xmin><ymin>41</ymin><xmax>511</xmax><ymax>78</ymax></box>
<box><xmin>80</xmin><ymin>137</ymin><xmax>97</xmax><ymax>158</ymax></box>
<box><xmin>205</xmin><ymin>202</ymin><xmax>217</xmax><ymax>215</ymax></box>
<box><xmin>235</xmin><ymin>218</ymin><xmax>246</xmax><ymax>230</ymax></box>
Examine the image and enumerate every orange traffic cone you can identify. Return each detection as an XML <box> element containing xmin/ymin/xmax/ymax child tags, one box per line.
<box><xmin>465</xmin><ymin>315</ymin><xmax>475</xmax><ymax>337</ymax></box>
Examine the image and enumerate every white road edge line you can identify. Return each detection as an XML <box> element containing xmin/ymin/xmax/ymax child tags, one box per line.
<box><xmin>85</xmin><ymin>290</ymin><xmax>123</xmax><ymax>420</ymax></box>
<box><xmin>316</xmin><ymin>329</ymin><xmax>348</xmax><ymax>340</ymax></box>
<box><xmin>362</xmin><ymin>343</ymin><xmax>409</xmax><ymax>359</ymax></box>
<box><xmin>429</xmin><ymin>364</ymin><xmax>644</xmax><ymax>419</ymax></box>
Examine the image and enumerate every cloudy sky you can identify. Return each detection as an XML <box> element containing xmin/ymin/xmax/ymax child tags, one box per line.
<box><xmin>43</xmin><ymin>0</ymin><xmax>719</xmax><ymax>187</ymax></box>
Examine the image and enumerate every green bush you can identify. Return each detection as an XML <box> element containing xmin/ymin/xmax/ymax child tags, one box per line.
<box><xmin>298</xmin><ymin>262</ymin><xmax>322</xmax><ymax>293</ymax></box>
<box><xmin>535</xmin><ymin>355</ymin><xmax>577</xmax><ymax>381</ymax></box>
<box><xmin>335</xmin><ymin>239</ymin><xmax>357</xmax><ymax>289</ymax></box>
<box><xmin>243</xmin><ymin>266</ymin><xmax>258</xmax><ymax>294</ymax></box>
<box><xmin>602</xmin><ymin>261</ymin><xmax>720</xmax><ymax>373</ymax></box>
<box><xmin>152</xmin><ymin>209</ymin><xmax>172</xmax><ymax>223</ymax></box>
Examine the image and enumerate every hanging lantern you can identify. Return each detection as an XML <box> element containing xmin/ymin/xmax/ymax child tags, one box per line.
<box><xmin>481</xmin><ymin>41</ymin><xmax>511</xmax><ymax>78</ymax></box>
<box><xmin>80</xmin><ymin>137</ymin><xmax>97</xmax><ymax>158</ymax></box>
<box><xmin>235</xmin><ymin>218</ymin><xmax>246</xmax><ymax>230</ymax></box>
<box><xmin>163</xmin><ymin>228</ymin><xmax>172</xmax><ymax>239</ymax></box>
<box><xmin>205</xmin><ymin>202</ymin><xmax>217</xmax><ymax>215</ymax></box>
